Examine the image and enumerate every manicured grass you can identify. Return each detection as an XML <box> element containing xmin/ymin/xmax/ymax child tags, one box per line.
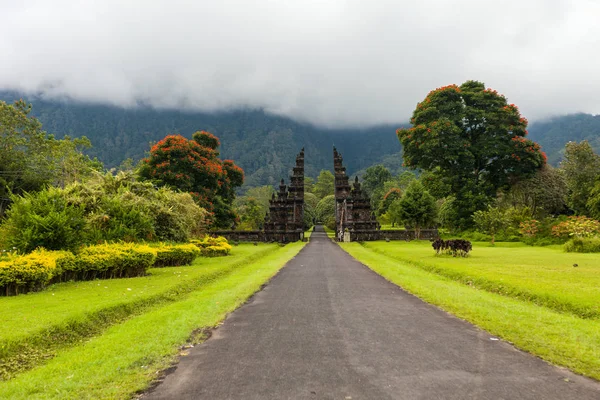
<box><xmin>362</xmin><ymin>241</ymin><xmax>600</xmax><ymax>319</ymax></box>
<box><xmin>340</xmin><ymin>242</ymin><xmax>600</xmax><ymax>380</ymax></box>
<box><xmin>0</xmin><ymin>244</ymin><xmax>278</xmax><ymax>380</ymax></box>
<box><xmin>323</xmin><ymin>226</ymin><xmax>336</xmax><ymax>238</ymax></box>
<box><xmin>0</xmin><ymin>241</ymin><xmax>305</xmax><ymax>399</ymax></box>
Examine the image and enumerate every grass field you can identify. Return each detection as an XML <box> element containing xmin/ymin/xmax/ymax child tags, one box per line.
<box><xmin>340</xmin><ymin>241</ymin><xmax>600</xmax><ymax>380</ymax></box>
<box><xmin>361</xmin><ymin>241</ymin><xmax>600</xmax><ymax>319</ymax></box>
<box><xmin>0</xmin><ymin>242</ymin><xmax>305</xmax><ymax>399</ymax></box>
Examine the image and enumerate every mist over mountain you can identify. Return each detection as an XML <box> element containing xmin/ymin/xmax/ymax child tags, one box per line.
<box><xmin>0</xmin><ymin>92</ymin><xmax>403</xmax><ymax>188</ymax></box>
<box><xmin>2</xmin><ymin>92</ymin><xmax>599</xmax><ymax>188</ymax></box>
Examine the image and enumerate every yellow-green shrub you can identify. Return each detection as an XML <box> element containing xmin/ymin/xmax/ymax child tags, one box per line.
<box><xmin>0</xmin><ymin>250</ymin><xmax>75</xmax><ymax>295</ymax></box>
<box><xmin>190</xmin><ymin>236</ymin><xmax>232</xmax><ymax>257</ymax></box>
<box><xmin>62</xmin><ymin>243</ymin><xmax>156</xmax><ymax>281</ymax></box>
<box><xmin>564</xmin><ymin>237</ymin><xmax>600</xmax><ymax>253</ymax></box>
<box><xmin>148</xmin><ymin>243</ymin><xmax>201</xmax><ymax>267</ymax></box>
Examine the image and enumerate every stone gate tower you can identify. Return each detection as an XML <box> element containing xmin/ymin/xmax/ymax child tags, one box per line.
<box><xmin>333</xmin><ymin>147</ymin><xmax>380</xmax><ymax>241</ymax></box>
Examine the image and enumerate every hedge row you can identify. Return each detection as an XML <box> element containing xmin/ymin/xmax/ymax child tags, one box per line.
<box><xmin>0</xmin><ymin>243</ymin><xmax>203</xmax><ymax>296</ymax></box>
<box><xmin>191</xmin><ymin>236</ymin><xmax>232</xmax><ymax>257</ymax></box>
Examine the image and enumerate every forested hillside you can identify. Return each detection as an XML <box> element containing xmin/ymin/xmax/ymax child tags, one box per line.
<box><xmin>2</xmin><ymin>91</ymin><xmax>599</xmax><ymax>187</ymax></box>
<box><xmin>528</xmin><ymin>113</ymin><xmax>600</xmax><ymax>165</ymax></box>
<box><xmin>0</xmin><ymin>91</ymin><xmax>402</xmax><ymax>188</ymax></box>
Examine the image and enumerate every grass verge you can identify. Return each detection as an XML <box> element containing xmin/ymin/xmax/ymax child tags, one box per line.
<box><xmin>340</xmin><ymin>242</ymin><xmax>600</xmax><ymax>381</ymax></box>
<box><xmin>0</xmin><ymin>244</ymin><xmax>277</xmax><ymax>380</ymax></box>
<box><xmin>0</xmin><ymin>241</ymin><xmax>305</xmax><ymax>399</ymax></box>
<box><xmin>362</xmin><ymin>241</ymin><xmax>600</xmax><ymax>319</ymax></box>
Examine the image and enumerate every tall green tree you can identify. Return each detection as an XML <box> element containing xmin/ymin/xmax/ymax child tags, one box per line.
<box><xmin>315</xmin><ymin>194</ymin><xmax>336</xmax><ymax>229</ymax></box>
<box><xmin>397</xmin><ymin>81</ymin><xmax>546</xmax><ymax>228</ymax></box>
<box><xmin>362</xmin><ymin>165</ymin><xmax>392</xmax><ymax>196</ymax></box>
<box><xmin>314</xmin><ymin>170</ymin><xmax>335</xmax><ymax>200</ymax></box>
<box><xmin>394</xmin><ymin>180</ymin><xmax>437</xmax><ymax>238</ymax></box>
<box><xmin>0</xmin><ymin>100</ymin><xmax>99</xmax><ymax>217</ymax></box>
<box><xmin>560</xmin><ymin>140</ymin><xmax>600</xmax><ymax>215</ymax></box>
<box><xmin>139</xmin><ymin>131</ymin><xmax>244</xmax><ymax>228</ymax></box>
<box><xmin>502</xmin><ymin>164</ymin><xmax>567</xmax><ymax>218</ymax></box>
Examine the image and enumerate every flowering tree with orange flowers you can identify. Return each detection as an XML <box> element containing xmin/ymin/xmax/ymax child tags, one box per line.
<box><xmin>397</xmin><ymin>80</ymin><xmax>546</xmax><ymax>228</ymax></box>
<box><xmin>139</xmin><ymin>130</ymin><xmax>244</xmax><ymax>228</ymax></box>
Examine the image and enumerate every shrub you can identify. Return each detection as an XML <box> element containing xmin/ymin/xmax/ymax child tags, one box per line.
<box><xmin>552</xmin><ymin>216</ymin><xmax>600</xmax><ymax>238</ymax></box>
<box><xmin>191</xmin><ymin>236</ymin><xmax>232</xmax><ymax>257</ymax></box>
<box><xmin>0</xmin><ymin>250</ymin><xmax>75</xmax><ymax>296</ymax></box>
<box><xmin>519</xmin><ymin>219</ymin><xmax>540</xmax><ymax>237</ymax></box>
<box><xmin>149</xmin><ymin>243</ymin><xmax>201</xmax><ymax>267</ymax></box>
<box><xmin>564</xmin><ymin>237</ymin><xmax>600</xmax><ymax>253</ymax></box>
<box><xmin>3</xmin><ymin>172</ymin><xmax>209</xmax><ymax>253</ymax></box>
<box><xmin>61</xmin><ymin>243</ymin><xmax>156</xmax><ymax>281</ymax></box>
<box><xmin>3</xmin><ymin>188</ymin><xmax>87</xmax><ymax>253</ymax></box>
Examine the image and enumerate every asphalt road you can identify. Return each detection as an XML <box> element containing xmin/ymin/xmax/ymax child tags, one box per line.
<box><xmin>145</xmin><ymin>226</ymin><xmax>600</xmax><ymax>399</ymax></box>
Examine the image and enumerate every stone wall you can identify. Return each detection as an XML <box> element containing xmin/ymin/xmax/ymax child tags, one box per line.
<box><xmin>211</xmin><ymin>231</ymin><xmax>302</xmax><ymax>243</ymax></box>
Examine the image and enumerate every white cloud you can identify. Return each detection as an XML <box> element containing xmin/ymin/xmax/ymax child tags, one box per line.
<box><xmin>0</xmin><ymin>0</ymin><xmax>598</xmax><ymax>127</ymax></box>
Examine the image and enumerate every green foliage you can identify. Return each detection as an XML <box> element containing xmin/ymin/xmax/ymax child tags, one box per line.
<box><xmin>377</xmin><ymin>188</ymin><xmax>402</xmax><ymax>216</ymax></box>
<box><xmin>0</xmin><ymin>249</ymin><xmax>73</xmax><ymax>296</ymax></box>
<box><xmin>138</xmin><ymin>132</ymin><xmax>244</xmax><ymax>228</ymax></box>
<box><xmin>313</xmin><ymin>170</ymin><xmax>335</xmax><ymax>200</ymax></box>
<box><xmin>147</xmin><ymin>243</ymin><xmax>201</xmax><ymax>267</ymax></box>
<box><xmin>2</xmin><ymin>172</ymin><xmax>208</xmax><ymax>252</ymax></box>
<box><xmin>560</xmin><ymin>140</ymin><xmax>600</xmax><ymax>215</ymax></box>
<box><xmin>588</xmin><ymin>180</ymin><xmax>600</xmax><ymax>220</ymax></box>
<box><xmin>65</xmin><ymin>243</ymin><xmax>156</xmax><ymax>281</ymax></box>
<box><xmin>315</xmin><ymin>194</ymin><xmax>336</xmax><ymax>230</ymax></box>
<box><xmin>564</xmin><ymin>237</ymin><xmax>600</xmax><ymax>253</ymax></box>
<box><xmin>472</xmin><ymin>206</ymin><xmax>510</xmax><ymax>244</ymax></box>
<box><xmin>398</xmin><ymin>81</ymin><xmax>546</xmax><ymax>228</ymax></box>
<box><xmin>438</xmin><ymin>196</ymin><xmax>460</xmax><ymax>231</ymax></box>
<box><xmin>384</xmin><ymin>199</ymin><xmax>404</xmax><ymax>227</ymax></box>
<box><xmin>362</xmin><ymin>165</ymin><xmax>391</xmax><ymax>204</ymax></box>
<box><xmin>234</xmin><ymin>185</ymin><xmax>276</xmax><ymax>230</ymax></box>
<box><xmin>3</xmin><ymin>187</ymin><xmax>87</xmax><ymax>253</ymax></box>
<box><xmin>420</xmin><ymin>168</ymin><xmax>452</xmax><ymax>199</ymax></box>
<box><xmin>551</xmin><ymin>216</ymin><xmax>600</xmax><ymax>238</ymax></box>
<box><xmin>502</xmin><ymin>165</ymin><xmax>567</xmax><ymax>218</ymax></box>
<box><xmin>191</xmin><ymin>236</ymin><xmax>233</xmax><ymax>257</ymax></box>
<box><xmin>0</xmin><ymin>100</ymin><xmax>101</xmax><ymax>217</ymax></box>
<box><xmin>394</xmin><ymin>180</ymin><xmax>437</xmax><ymax>237</ymax></box>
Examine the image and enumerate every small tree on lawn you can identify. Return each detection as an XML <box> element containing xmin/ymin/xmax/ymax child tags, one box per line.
<box><xmin>472</xmin><ymin>206</ymin><xmax>509</xmax><ymax>244</ymax></box>
<box><xmin>396</xmin><ymin>180</ymin><xmax>437</xmax><ymax>238</ymax></box>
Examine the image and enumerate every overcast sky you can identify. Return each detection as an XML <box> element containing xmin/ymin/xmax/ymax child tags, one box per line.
<box><xmin>1</xmin><ymin>0</ymin><xmax>599</xmax><ymax>127</ymax></box>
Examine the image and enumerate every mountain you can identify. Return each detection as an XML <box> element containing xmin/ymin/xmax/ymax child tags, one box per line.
<box><xmin>0</xmin><ymin>91</ymin><xmax>403</xmax><ymax>188</ymax></box>
<box><xmin>528</xmin><ymin>113</ymin><xmax>600</xmax><ymax>165</ymax></box>
<box><xmin>2</xmin><ymin>91</ymin><xmax>599</xmax><ymax>187</ymax></box>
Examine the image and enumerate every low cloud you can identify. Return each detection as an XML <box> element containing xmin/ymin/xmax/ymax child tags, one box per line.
<box><xmin>1</xmin><ymin>0</ymin><xmax>598</xmax><ymax>127</ymax></box>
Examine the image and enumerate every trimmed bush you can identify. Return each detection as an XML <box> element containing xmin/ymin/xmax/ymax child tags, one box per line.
<box><xmin>149</xmin><ymin>243</ymin><xmax>201</xmax><ymax>267</ymax></box>
<box><xmin>62</xmin><ymin>243</ymin><xmax>156</xmax><ymax>281</ymax></box>
<box><xmin>564</xmin><ymin>237</ymin><xmax>600</xmax><ymax>253</ymax></box>
<box><xmin>191</xmin><ymin>236</ymin><xmax>232</xmax><ymax>257</ymax></box>
<box><xmin>0</xmin><ymin>250</ymin><xmax>75</xmax><ymax>296</ymax></box>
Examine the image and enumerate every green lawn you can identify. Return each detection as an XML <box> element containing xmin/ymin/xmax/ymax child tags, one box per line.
<box><xmin>362</xmin><ymin>241</ymin><xmax>600</xmax><ymax>319</ymax></box>
<box><xmin>0</xmin><ymin>243</ymin><xmax>289</xmax><ymax>381</ymax></box>
<box><xmin>340</xmin><ymin>241</ymin><xmax>600</xmax><ymax>380</ymax></box>
<box><xmin>0</xmin><ymin>241</ymin><xmax>305</xmax><ymax>399</ymax></box>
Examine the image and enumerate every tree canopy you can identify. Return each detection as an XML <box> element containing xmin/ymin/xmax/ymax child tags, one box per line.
<box><xmin>0</xmin><ymin>100</ymin><xmax>100</xmax><ymax>216</ymax></box>
<box><xmin>313</xmin><ymin>170</ymin><xmax>335</xmax><ymax>200</ymax></box>
<box><xmin>560</xmin><ymin>140</ymin><xmax>600</xmax><ymax>215</ymax></box>
<box><xmin>397</xmin><ymin>81</ymin><xmax>546</xmax><ymax>227</ymax></box>
<box><xmin>139</xmin><ymin>131</ymin><xmax>244</xmax><ymax>228</ymax></box>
